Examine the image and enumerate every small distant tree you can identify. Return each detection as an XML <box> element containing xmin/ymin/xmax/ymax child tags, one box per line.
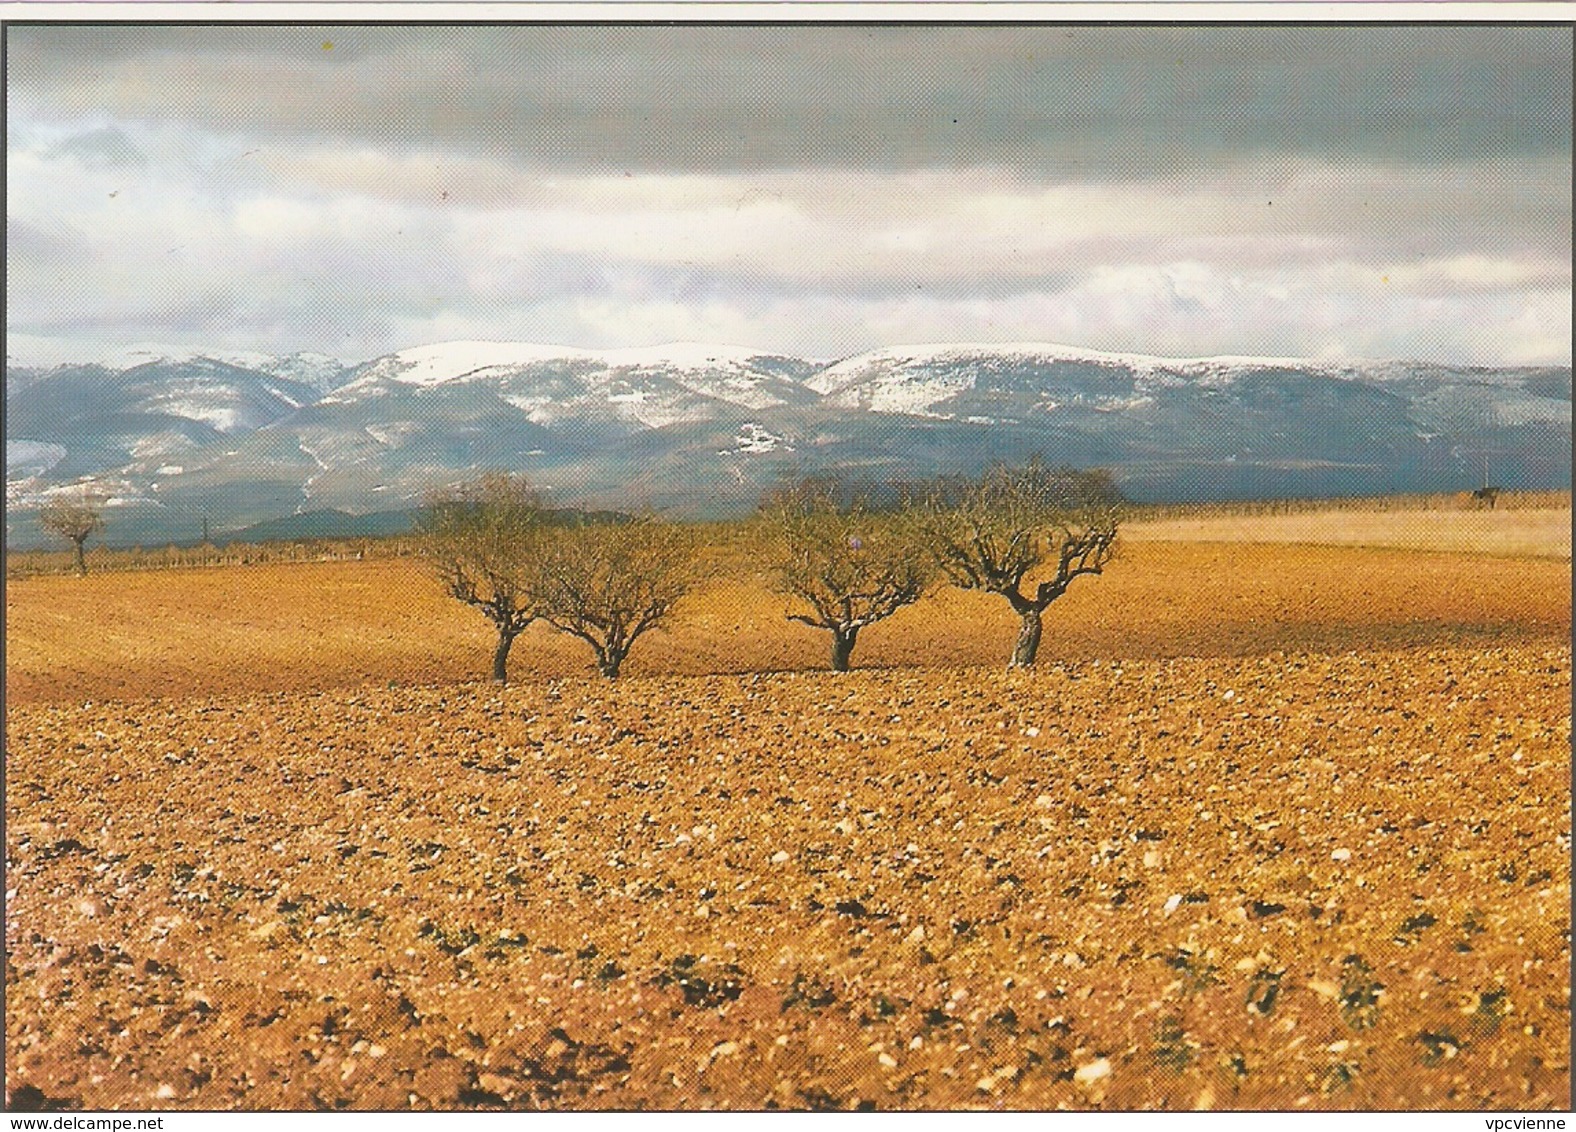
<box><xmin>417</xmin><ymin>473</ymin><xmax>546</xmax><ymax>683</ymax></box>
<box><xmin>533</xmin><ymin>514</ymin><xmax>699</xmax><ymax>679</ymax></box>
<box><xmin>761</xmin><ymin>477</ymin><xmax>932</xmax><ymax>671</ymax></box>
<box><xmin>1471</xmin><ymin>454</ymin><xmax>1501</xmax><ymax>509</ymax></box>
<box><xmin>39</xmin><ymin>493</ymin><xmax>106</xmax><ymax>576</ymax></box>
<box><xmin>914</xmin><ymin>458</ymin><xmax>1123</xmax><ymax>668</ymax></box>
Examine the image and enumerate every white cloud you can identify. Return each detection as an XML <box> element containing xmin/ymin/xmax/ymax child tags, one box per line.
<box><xmin>6</xmin><ymin>113</ymin><xmax>1570</xmax><ymax>366</ymax></box>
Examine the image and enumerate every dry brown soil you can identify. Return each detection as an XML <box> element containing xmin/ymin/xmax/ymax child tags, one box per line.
<box><xmin>5</xmin><ymin>540</ymin><xmax>1569</xmax><ymax>703</ymax></box>
<box><xmin>4</xmin><ymin>533</ymin><xmax>1570</xmax><ymax>1110</ymax></box>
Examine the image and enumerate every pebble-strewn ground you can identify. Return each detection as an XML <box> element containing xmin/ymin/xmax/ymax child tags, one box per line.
<box><xmin>6</xmin><ymin>645</ymin><xmax>1569</xmax><ymax>1110</ymax></box>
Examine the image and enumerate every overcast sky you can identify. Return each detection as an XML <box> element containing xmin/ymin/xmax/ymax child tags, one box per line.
<box><xmin>6</xmin><ymin>23</ymin><xmax>1571</xmax><ymax>367</ymax></box>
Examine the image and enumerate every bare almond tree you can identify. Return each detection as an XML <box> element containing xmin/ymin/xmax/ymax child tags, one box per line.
<box><xmin>761</xmin><ymin>477</ymin><xmax>932</xmax><ymax>671</ymax></box>
<box><xmin>39</xmin><ymin>493</ymin><xmax>107</xmax><ymax>576</ymax></box>
<box><xmin>417</xmin><ymin>472</ymin><xmax>546</xmax><ymax>683</ymax></box>
<box><xmin>914</xmin><ymin>459</ymin><xmax>1122</xmax><ymax>668</ymax></box>
<box><xmin>533</xmin><ymin>513</ymin><xmax>699</xmax><ymax>679</ymax></box>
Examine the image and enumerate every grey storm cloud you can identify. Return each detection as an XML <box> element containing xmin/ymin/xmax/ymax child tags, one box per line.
<box><xmin>6</xmin><ymin>217</ymin><xmax>91</xmax><ymax>267</ymax></box>
<box><xmin>4</xmin><ymin>22</ymin><xmax>1571</xmax><ymax>367</ymax></box>
<box><xmin>7</xmin><ymin>25</ymin><xmax>1570</xmax><ymax>174</ymax></box>
<box><xmin>43</xmin><ymin>124</ymin><xmax>146</xmax><ymax>168</ymax></box>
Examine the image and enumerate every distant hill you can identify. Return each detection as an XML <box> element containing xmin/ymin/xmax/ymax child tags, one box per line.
<box><xmin>6</xmin><ymin>339</ymin><xmax>1569</xmax><ymax>547</ymax></box>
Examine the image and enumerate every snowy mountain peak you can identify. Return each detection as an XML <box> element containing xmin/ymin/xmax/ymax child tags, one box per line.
<box><xmin>333</xmin><ymin>339</ymin><xmax>819</xmax><ymax>421</ymax></box>
<box><xmin>9</xmin><ymin>345</ymin><xmax>354</xmax><ymax>395</ymax></box>
<box><xmin>812</xmin><ymin>340</ymin><xmax>1336</xmax><ymax>387</ymax></box>
<box><xmin>373</xmin><ymin>340</ymin><xmax>595</xmax><ymax>386</ymax></box>
<box><xmin>90</xmin><ymin>343</ymin><xmax>225</xmax><ymax>369</ymax></box>
<box><xmin>826</xmin><ymin>340</ymin><xmax>1167</xmax><ymax>369</ymax></box>
<box><xmin>806</xmin><ymin>340</ymin><xmax>1360</xmax><ymax>412</ymax></box>
<box><xmin>365</xmin><ymin>339</ymin><xmax>795</xmax><ymax>388</ymax></box>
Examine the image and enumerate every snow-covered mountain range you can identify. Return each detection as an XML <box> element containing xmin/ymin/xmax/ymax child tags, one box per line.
<box><xmin>6</xmin><ymin>339</ymin><xmax>1570</xmax><ymax>545</ymax></box>
<box><xmin>330</xmin><ymin>340</ymin><xmax>821</xmax><ymax>427</ymax></box>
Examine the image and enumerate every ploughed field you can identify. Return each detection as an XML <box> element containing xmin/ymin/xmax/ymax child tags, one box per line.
<box><xmin>5</xmin><ymin>523</ymin><xmax>1571</xmax><ymax>1110</ymax></box>
<box><xmin>6</xmin><ymin>537</ymin><xmax>1571</xmax><ymax>705</ymax></box>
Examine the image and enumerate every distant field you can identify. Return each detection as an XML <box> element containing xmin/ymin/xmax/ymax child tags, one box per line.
<box><xmin>5</xmin><ymin>490</ymin><xmax>1569</xmax><ymax>580</ymax></box>
<box><xmin>1131</xmin><ymin>489</ymin><xmax>1572</xmax><ymax>518</ymax></box>
<box><xmin>4</xmin><ymin>538</ymin><xmax>1569</xmax><ymax>705</ymax></box>
<box><xmin>5</xmin><ymin>509</ymin><xmax>1570</xmax><ymax>1111</ymax></box>
<box><xmin>1126</xmin><ymin>507</ymin><xmax>1571</xmax><ymax>559</ymax></box>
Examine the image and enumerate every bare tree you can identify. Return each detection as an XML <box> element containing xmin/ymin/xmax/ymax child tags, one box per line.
<box><xmin>417</xmin><ymin>473</ymin><xmax>546</xmax><ymax>683</ymax></box>
<box><xmin>1471</xmin><ymin>454</ymin><xmax>1501</xmax><ymax>509</ymax></box>
<box><xmin>913</xmin><ymin>459</ymin><xmax>1122</xmax><ymax>668</ymax></box>
<box><xmin>39</xmin><ymin>493</ymin><xmax>107</xmax><ymax>576</ymax></box>
<box><xmin>533</xmin><ymin>513</ymin><xmax>699</xmax><ymax>679</ymax></box>
<box><xmin>761</xmin><ymin>477</ymin><xmax>932</xmax><ymax>671</ymax></box>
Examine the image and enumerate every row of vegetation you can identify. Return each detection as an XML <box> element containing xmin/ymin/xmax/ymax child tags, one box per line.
<box><xmin>12</xmin><ymin>486</ymin><xmax>1565</xmax><ymax>581</ymax></box>
<box><xmin>421</xmin><ymin>460</ymin><xmax>1121</xmax><ymax>679</ymax></box>
<box><xmin>4</xmin><ymin>534</ymin><xmax>395</xmax><ymax>579</ymax></box>
<box><xmin>1121</xmin><ymin>487</ymin><xmax>1571</xmax><ymax>520</ymax></box>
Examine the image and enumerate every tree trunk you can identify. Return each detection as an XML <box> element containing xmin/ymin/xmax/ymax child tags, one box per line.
<box><xmin>1009</xmin><ymin>607</ymin><xmax>1043</xmax><ymax>668</ymax></box>
<box><xmin>830</xmin><ymin>626</ymin><xmax>858</xmax><ymax>672</ymax></box>
<box><xmin>598</xmin><ymin>645</ymin><xmax>625</xmax><ymax>679</ymax></box>
<box><xmin>492</xmin><ymin>631</ymin><xmax>516</xmax><ymax>683</ymax></box>
<box><xmin>73</xmin><ymin>537</ymin><xmax>88</xmax><ymax>577</ymax></box>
